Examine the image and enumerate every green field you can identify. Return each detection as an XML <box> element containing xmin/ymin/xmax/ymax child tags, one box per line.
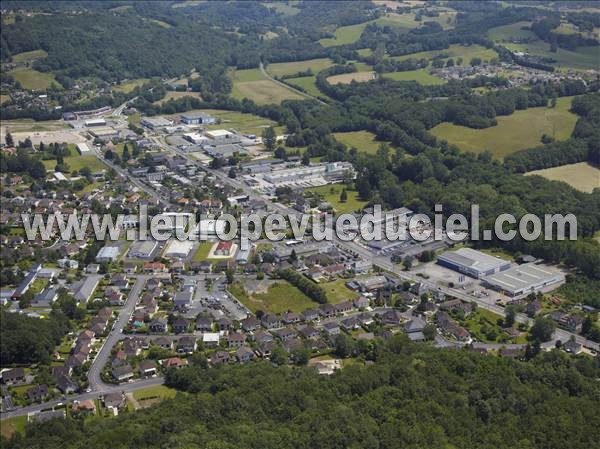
<box><xmin>389</xmin><ymin>44</ymin><xmax>497</xmax><ymax>64</ymax></box>
<box><xmin>306</xmin><ymin>184</ymin><xmax>367</xmax><ymax>214</ymax></box>
<box><xmin>230</xmin><ymin>281</ymin><xmax>317</xmax><ymax>313</ymax></box>
<box><xmin>285</xmin><ymin>76</ymin><xmax>327</xmax><ymax>98</ymax></box>
<box><xmin>265</xmin><ymin>58</ymin><xmax>333</xmax><ymax>77</ymax></box>
<box><xmin>319</xmin><ymin>13</ymin><xmax>425</xmax><ymax>47</ymax></box>
<box><xmin>262</xmin><ymin>1</ymin><xmax>300</xmax><ymax>16</ymax></box>
<box><xmin>11</xmin><ymin>49</ymin><xmax>48</xmax><ymax>63</ymax></box>
<box><xmin>8</xmin><ymin>68</ymin><xmax>60</xmax><ymax>90</ymax></box>
<box><xmin>505</xmin><ymin>41</ymin><xmax>600</xmax><ymax>70</ymax></box>
<box><xmin>201</xmin><ymin>109</ymin><xmax>284</xmax><ymax>135</ymax></box>
<box><xmin>430</xmin><ymin>96</ymin><xmax>577</xmax><ymax>159</ymax></box>
<box><xmin>526</xmin><ymin>162</ymin><xmax>600</xmax><ymax>193</ymax></box>
<box><xmin>192</xmin><ymin>242</ymin><xmax>215</xmax><ymax>261</ymax></box>
<box><xmin>382</xmin><ymin>69</ymin><xmax>445</xmax><ymax>85</ymax></box>
<box><xmin>229</xmin><ymin>68</ymin><xmax>304</xmax><ymax>104</ymax></box>
<box><xmin>333</xmin><ymin>130</ymin><xmax>386</xmax><ymax>154</ymax></box>
<box><xmin>1</xmin><ymin>416</ymin><xmax>27</xmax><ymax>439</ymax></box>
<box><xmin>488</xmin><ymin>21</ymin><xmax>534</xmax><ymax>41</ymax></box>
<box><xmin>114</xmin><ymin>78</ymin><xmax>149</xmax><ymax>93</ymax></box>
<box><xmin>43</xmin><ymin>154</ymin><xmax>107</xmax><ymax>173</ymax></box>
<box><xmin>132</xmin><ymin>385</ymin><xmax>177</xmax><ymax>401</ymax></box>
<box><xmin>321</xmin><ymin>279</ymin><xmax>360</xmax><ymax>303</ymax></box>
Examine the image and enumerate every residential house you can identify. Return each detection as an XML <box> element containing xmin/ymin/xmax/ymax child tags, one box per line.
<box><xmin>27</xmin><ymin>384</ymin><xmax>49</xmax><ymax>402</ymax></box>
<box><xmin>236</xmin><ymin>346</ymin><xmax>255</xmax><ymax>363</ymax></box>
<box><xmin>177</xmin><ymin>336</ymin><xmax>197</xmax><ymax>354</ymax></box>
<box><xmin>335</xmin><ymin>301</ymin><xmax>353</xmax><ymax>314</ymax></box>
<box><xmin>353</xmin><ymin>296</ymin><xmax>370</xmax><ymax>309</ymax></box>
<box><xmin>322</xmin><ymin>322</ymin><xmax>340</xmax><ymax>336</ymax></box>
<box><xmin>228</xmin><ymin>333</ymin><xmax>246</xmax><ymax>348</ymax></box>
<box><xmin>274</xmin><ymin>328</ymin><xmax>297</xmax><ymax>342</ymax></box>
<box><xmin>196</xmin><ymin>316</ymin><xmax>213</xmax><ymax>332</ymax></box>
<box><xmin>138</xmin><ymin>360</ymin><xmax>157</xmax><ymax>377</ymax></box>
<box><xmin>301</xmin><ymin>309</ymin><xmax>320</xmax><ymax>322</ymax></box>
<box><xmin>149</xmin><ymin>318</ymin><xmax>168</xmax><ymax>333</ymax></box>
<box><xmin>261</xmin><ymin>314</ymin><xmax>282</xmax><ymax>329</ymax></box>
<box><xmin>241</xmin><ymin>316</ymin><xmax>260</xmax><ymax>332</ymax></box>
<box><xmin>217</xmin><ymin>317</ymin><xmax>232</xmax><ymax>331</ymax></box>
<box><xmin>299</xmin><ymin>325</ymin><xmax>319</xmax><ymax>340</ymax></box>
<box><xmin>103</xmin><ymin>392</ymin><xmax>126</xmax><ymax>410</ymax></box>
<box><xmin>155</xmin><ymin>337</ymin><xmax>173</xmax><ymax>351</ymax></box>
<box><xmin>254</xmin><ymin>330</ymin><xmax>274</xmax><ymax>344</ymax></box>
<box><xmin>202</xmin><ymin>332</ymin><xmax>220</xmax><ymax>348</ymax></box>
<box><xmin>172</xmin><ymin>317</ymin><xmax>189</xmax><ymax>334</ymax></box>
<box><xmin>162</xmin><ymin>357</ymin><xmax>188</xmax><ymax>369</ymax></box>
<box><xmin>211</xmin><ymin>351</ymin><xmax>230</xmax><ymax>365</ymax></box>
<box><xmin>112</xmin><ymin>364</ymin><xmax>134</xmax><ymax>382</ymax></box>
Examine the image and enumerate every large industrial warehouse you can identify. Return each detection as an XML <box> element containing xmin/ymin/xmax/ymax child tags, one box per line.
<box><xmin>437</xmin><ymin>248</ymin><xmax>511</xmax><ymax>279</ymax></box>
<box><xmin>481</xmin><ymin>264</ymin><xmax>565</xmax><ymax>297</ymax></box>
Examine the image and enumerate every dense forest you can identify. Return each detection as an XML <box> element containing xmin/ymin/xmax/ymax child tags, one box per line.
<box><xmin>4</xmin><ymin>335</ymin><xmax>600</xmax><ymax>449</ymax></box>
<box><xmin>0</xmin><ymin>310</ymin><xmax>70</xmax><ymax>365</ymax></box>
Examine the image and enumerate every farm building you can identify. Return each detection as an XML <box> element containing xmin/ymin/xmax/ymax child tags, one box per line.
<box><xmin>481</xmin><ymin>263</ymin><xmax>565</xmax><ymax>297</ymax></box>
<box><xmin>437</xmin><ymin>248</ymin><xmax>510</xmax><ymax>279</ymax></box>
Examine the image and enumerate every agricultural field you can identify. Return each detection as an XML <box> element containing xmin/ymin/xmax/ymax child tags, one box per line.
<box><xmin>285</xmin><ymin>76</ymin><xmax>327</xmax><ymax>99</ymax></box>
<box><xmin>525</xmin><ymin>162</ymin><xmax>600</xmax><ymax>193</ymax></box>
<box><xmin>487</xmin><ymin>21</ymin><xmax>534</xmax><ymax>41</ymax></box>
<box><xmin>229</xmin><ymin>68</ymin><xmax>304</xmax><ymax>104</ymax></box>
<box><xmin>262</xmin><ymin>1</ymin><xmax>300</xmax><ymax>16</ymax></box>
<box><xmin>8</xmin><ymin>68</ymin><xmax>60</xmax><ymax>90</ymax></box>
<box><xmin>265</xmin><ymin>58</ymin><xmax>333</xmax><ymax>77</ymax></box>
<box><xmin>505</xmin><ymin>41</ymin><xmax>600</xmax><ymax>70</ymax></box>
<box><xmin>333</xmin><ymin>130</ymin><xmax>386</xmax><ymax>154</ymax></box>
<box><xmin>327</xmin><ymin>71</ymin><xmax>376</xmax><ymax>85</ymax></box>
<box><xmin>389</xmin><ymin>44</ymin><xmax>498</xmax><ymax>64</ymax></box>
<box><xmin>382</xmin><ymin>69</ymin><xmax>445</xmax><ymax>85</ymax></box>
<box><xmin>113</xmin><ymin>78</ymin><xmax>149</xmax><ymax>93</ymax></box>
<box><xmin>306</xmin><ymin>184</ymin><xmax>367</xmax><ymax>215</ymax></box>
<box><xmin>230</xmin><ymin>280</ymin><xmax>317</xmax><ymax>314</ymax></box>
<box><xmin>11</xmin><ymin>49</ymin><xmax>48</xmax><ymax>63</ymax></box>
<box><xmin>153</xmin><ymin>90</ymin><xmax>203</xmax><ymax>105</ymax></box>
<box><xmin>430</xmin><ymin>96</ymin><xmax>577</xmax><ymax>159</ymax></box>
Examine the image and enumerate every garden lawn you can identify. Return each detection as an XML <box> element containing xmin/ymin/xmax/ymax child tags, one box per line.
<box><xmin>306</xmin><ymin>184</ymin><xmax>367</xmax><ymax>215</ymax></box>
<box><xmin>132</xmin><ymin>385</ymin><xmax>177</xmax><ymax>401</ymax></box>
<box><xmin>42</xmin><ymin>154</ymin><xmax>107</xmax><ymax>173</ymax></box>
<box><xmin>192</xmin><ymin>242</ymin><xmax>215</xmax><ymax>261</ymax></box>
<box><xmin>321</xmin><ymin>279</ymin><xmax>360</xmax><ymax>304</ymax></box>
<box><xmin>332</xmin><ymin>130</ymin><xmax>387</xmax><ymax>154</ymax></box>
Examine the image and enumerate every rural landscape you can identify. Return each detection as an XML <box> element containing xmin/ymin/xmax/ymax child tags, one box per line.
<box><xmin>0</xmin><ymin>1</ymin><xmax>599</xmax><ymax>448</ymax></box>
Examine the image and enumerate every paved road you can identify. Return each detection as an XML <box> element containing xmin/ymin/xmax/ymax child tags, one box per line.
<box><xmin>88</xmin><ymin>276</ymin><xmax>149</xmax><ymax>391</ymax></box>
<box><xmin>259</xmin><ymin>62</ymin><xmax>327</xmax><ymax>105</ymax></box>
<box><xmin>160</xmin><ymin>140</ymin><xmax>600</xmax><ymax>353</ymax></box>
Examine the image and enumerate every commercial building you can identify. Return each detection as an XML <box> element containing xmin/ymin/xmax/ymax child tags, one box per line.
<box><xmin>481</xmin><ymin>263</ymin><xmax>565</xmax><ymax>297</ymax></box>
<box><xmin>437</xmin><ymin>248</ymin><xmax>510</xmax><ymax>279</ymax></box>
<box><xmin>95</xmin><ymin>246</ymin><xmax>120</xmax><ymax>263</ymax></box>
<box><xmin>128</xmin><ymin>240</ymin><xmax>158</xmax><ymax>259</ymax></box>
<box><xmin>204</xmin><ymin>143</ymin><xmax>248</xmax><ymax>158</ymax></box>
<box><xmin>205</xmin><ymin>129</ymin><xmax>241</xmax><ymax>145</ymax></box>
<box><xmin>77</xmin><ymin>142</ymin><xmax>92</xmax><ymax>154</ymax></box>
<box><xmin>73</xmin><ymin>275</ymin><xmax>101</xmax><ymax>303</ymax></box>
<box><xmin>180</xmin><ymin>112</ymin><xmax>216</xmax><ymax>125</ymax></box>
<box><xmin>263</xmin><ymin>162</ymin><xmax>354</xmax><ymax>185</ymax></box>
<box><xmin>85</xmin><ymin>118</ymin><xmax>106</xmax><ymax>127</ymax></box>
<box><xmin>163</xmin><ymin>239</ymin><xmax>194</xmax><ymax>258</ymax></box>
<box><xmin>140</xmin><ymin>117</ymin><xmax>174</xmax><ymax>130</ymax></box>
<box><xmin>89</xmin><ymin>127</ymin><xmax>119</xmax><ymax>141</ymax></box>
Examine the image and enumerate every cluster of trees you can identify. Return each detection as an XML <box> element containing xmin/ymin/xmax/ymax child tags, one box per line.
<box><xmin>0</xmin><ymin>310</ymin><xmax>70</xmax><ymax>365</ymax></box>
<box><xmin>504</xmin><ymin>139</ymin><xmax>590</xmax><ymax>172</ymax></box>
<box><xmin>276</xmin><ymin>268</ymin><xmax>328</xmax><ymax>304</ymax></box>
<box><xmin>0</xmin><ymin>148</ymin><xmax>47</xmax><ymax>179</ymax></box>
<box><xmin>6</xmin><ymin>335</ymin><xmax>600</xmax><ymax>449</ymax></box>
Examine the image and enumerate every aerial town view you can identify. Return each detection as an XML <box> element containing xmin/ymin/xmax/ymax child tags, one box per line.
<box><xmin>0</xmin><ymin>1</ymin><xmax>599</xmax><ymax>448</ymax></box>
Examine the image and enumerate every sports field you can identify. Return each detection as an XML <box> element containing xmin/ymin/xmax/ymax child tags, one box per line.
<box><xmin>8</xmin><ymin>68</ymin><xmax>60</xmax><ymax>90</ymax></box>
<box><xmin>430</xmin><ymin>96</ymin><xmax>577</xmax><ymax>159</ymax></box>
<box><xmin>382</xmin><ymin>69</ymin><xmax>445</xmax><ymax>85</ymax></box>
<box><xmin>230</xmin><ymin>68</ymin><xmax>304</xmax><ymax>104</ymax></box>
<box><xmin>265</xmin><ymin>58</ymin><xmax>333</xmax><ymax>77</ymax></box>
<box><xmin>327</xmin><ymin>71</ymin><xmax>376</xmax><ymax>84</ymax></box>
<box><xmin>525</xmin><ymin>162</ymin><xmax>600</xmax><ymax>193</ymax></box>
